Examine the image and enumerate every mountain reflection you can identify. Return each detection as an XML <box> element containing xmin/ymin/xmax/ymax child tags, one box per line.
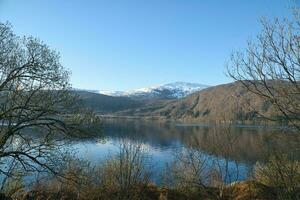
<box><xmin>100</xmin><ymin>118</ymin><xmax>300</xmax><ymax>164</ymax></box>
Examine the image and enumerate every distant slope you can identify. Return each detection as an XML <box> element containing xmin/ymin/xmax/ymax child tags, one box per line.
<box><xmin>75</xmin><ymin>91</ymin><xmax>143</xmax><ymax>113</ymax></box>
<box><xmin>100</xmin><ymin>82</ymin><xmax>209</xmax><ymax>99</ymax></box>
<box><xmin>116</xmin><ymin>82</ymin><xmax>278</xmax><ymax>122</ymax></box>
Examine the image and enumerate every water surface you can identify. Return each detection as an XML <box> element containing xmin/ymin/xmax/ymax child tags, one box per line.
<box><xmin>72</xmin><ymin>119</ymin><xmax>299</xmax><ymax>184</ymax></box>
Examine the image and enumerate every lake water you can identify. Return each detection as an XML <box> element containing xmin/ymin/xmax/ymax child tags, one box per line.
<box><xmin>71</xmin><ymin>118</ymin><xmax>299</xmax><ymax>185</ymax></box>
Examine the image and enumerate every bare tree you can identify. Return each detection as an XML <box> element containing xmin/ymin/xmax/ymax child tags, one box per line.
<box><xmin>164</xmin><ymin>147</ymin><xmax>210</xmax><ymax>197</ymax></box>
<box><xmin>227</xmin><ymin>11</ymin><xmax>300</xmax><ymax>200</ymax></box>
<box><xmin>0</xmin><ymin>22</ymin><xmax>94</xmax><ymax>188</ymax></box>
<box><xmin>210</xmin><ymin>125</ymin><xmax>240</xmax><ymax>199</ymax></box>
<box><xmin>111</xmin><ymin>139</ymin><xmax>151</xmax><ymax>199</ymax></box>
<box><xmin>228</xmin><ymin>14</ymin><xmax>300</xmax><ymax>130</ymax></box>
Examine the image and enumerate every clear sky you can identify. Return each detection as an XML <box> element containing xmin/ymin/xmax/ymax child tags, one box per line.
<box><xmin>0</xmin><ymin>0</ymin><xmax>297</xmax><ymax>90</ymax></box>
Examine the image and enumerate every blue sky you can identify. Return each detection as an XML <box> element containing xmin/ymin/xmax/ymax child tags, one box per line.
<box><xmin>0</xmin><ymin>0</ymin><xmax>297</xmax><ymax>90</ymax></box>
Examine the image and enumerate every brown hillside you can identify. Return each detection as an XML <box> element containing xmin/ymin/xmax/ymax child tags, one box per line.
<box><xmin>117</xmin><ymin>82</ymin><xmax>279</xmax><ymax>123</ymax></box>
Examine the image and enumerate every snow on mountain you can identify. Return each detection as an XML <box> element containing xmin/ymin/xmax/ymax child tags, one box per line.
<box><xmin>74</xmin><ymin>82</ymin><xmax>210</xmax><ymax>99</ymax></box>
<box><xmin>100</xmin><ymin>82</ymin><xmax>210</xmax><ymax>99</ymax></box>
<box><xmin>73</xmin><ymin>89</ymin><xmax>125</xmax><ymax>96</ymax></box>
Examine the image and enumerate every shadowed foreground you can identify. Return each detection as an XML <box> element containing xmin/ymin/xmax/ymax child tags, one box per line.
<box><xmin>0</xmin><ymin>181</ymin><xmax>287</xmax><ymax>200</ymax></box>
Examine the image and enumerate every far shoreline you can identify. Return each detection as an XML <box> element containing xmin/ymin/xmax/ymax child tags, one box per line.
<box><xmin>98</xmin><ymin>114</ymin><xmax>294</xmax><ymax>130</ymax></box>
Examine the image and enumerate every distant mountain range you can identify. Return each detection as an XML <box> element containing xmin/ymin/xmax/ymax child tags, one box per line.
<box><xmin>75</xmin><ymin>81</ymin><xmax>281</xmax><ymax>123</ymax></box>
<box><xmin>76</xmin><ymin>82</ymin><xmax>210</xmax><ymax>100</ymax></box>
<box><xmin>115</xmin><ymin>82</ymin><xmax>276</xmax><ymax>122</ymax></box>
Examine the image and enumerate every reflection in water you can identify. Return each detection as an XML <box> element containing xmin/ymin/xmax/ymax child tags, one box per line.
<box><xmin>73</xmin><ymin>118</ymin><xmax>300</xmax><ymax>184</ymax></box>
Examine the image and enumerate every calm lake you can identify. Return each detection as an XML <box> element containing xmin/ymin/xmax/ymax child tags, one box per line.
<box><xmin>71</xmin><ymin>118</ymin><xmax>299</xmax><ymax>185</ymax></box>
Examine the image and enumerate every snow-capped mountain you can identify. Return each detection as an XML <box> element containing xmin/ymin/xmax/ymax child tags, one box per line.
<box><xmin>99</xmin><ymin>82</ymin><xmax>210</xmax><ymax>99</ymax></box>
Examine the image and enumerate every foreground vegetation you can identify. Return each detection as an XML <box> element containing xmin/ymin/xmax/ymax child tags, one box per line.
<box><xmin>1</xmin><ymin>139</ymin><xmax>299</xmax><ymax>200</ymax></box>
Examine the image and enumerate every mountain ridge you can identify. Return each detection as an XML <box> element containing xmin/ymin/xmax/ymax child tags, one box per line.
<box><xmin>114</xmin><ymin>81</ymin><xmax>279</xmax><ymax>123</ymax></box>
<box><xmin>76</xmin><ymin>82</ymin><xmax>210</xmax><ymax>100</ymax></box>
<box><xmin>76</xmin><ymin>81</ymin><xmax>283</xmax><ymax>123</ymax></box>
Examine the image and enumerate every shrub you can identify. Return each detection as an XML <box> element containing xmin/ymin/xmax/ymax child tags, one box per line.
<box><xmin>254</xmin><ymin>155</ymin><xmax>300</xmax><ymax>199</ymax></box>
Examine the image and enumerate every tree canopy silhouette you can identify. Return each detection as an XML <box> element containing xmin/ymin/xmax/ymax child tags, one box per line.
<box><xmin>0</xmin><ymin>22</ymin><xmax>96</xmax><ymax>182</ymax></box>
